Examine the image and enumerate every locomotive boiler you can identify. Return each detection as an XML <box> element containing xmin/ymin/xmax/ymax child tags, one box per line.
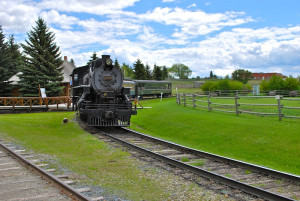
<box><xmin>72</xmin><ymin>55</ymin><xmax>136</xmax><ymax>126</ymax></box>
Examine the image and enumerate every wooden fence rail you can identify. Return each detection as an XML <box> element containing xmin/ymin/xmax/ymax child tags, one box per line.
<box><xmin>176</xmin><ymin>93</ymin><xmax>300</xmax><ymax>121</ymax></box>
<box><xmin>0</xmin><ymin>97</ymin><xmax>72</xmax><ymax>110</ymax></box>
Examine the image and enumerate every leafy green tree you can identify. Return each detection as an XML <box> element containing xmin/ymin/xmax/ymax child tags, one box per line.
<box><xmin>169</xmin><ymin>63</ymin><xmax>192</xmax><ymax>79</ymax></box>
<box><xmin>145</xmin><ymin>64</ymin><xmax>152</xmax><ymax>80</ymax></box>
<box><xmin>153</xmin><ymin>64</ymin><xmax>162</xmax><ymax>80</ymax></box>
<box><xmin>19</xmin><ymin>17</ymin><xmax>63</xmax><ymax>97</ymax></box>
<box><xmin>0</xmin><ymin>25</ymin><xmax>12</xmax><ymax>96</ymax></box>
<box><xmin>133</xmin><ymin>59</ymin><xmax>146</xmax><ymax>80</ymax></box>
<box><xmin>231</xmin><ymin>69</ymin><xmax>252</xmax><ymax>84</ymax></box>
<box><xmin>86</xmin><ymin>51</ymin><xmax>98</xmax><ymax>67</ymax></box>
<box><xmin>260</xmin><ymin>76</ymin><xmax>299</xmax><ymax>91</ymax></box>
<box><xmin>284</xmin><ymin>77</ymin><xmax>299</xmax><ymax>90</ymax></box>
<box><xmin>121</xmin><ymin>63</ymin><xmax>134</xmax><ymax>78</ymax></box>
<box><xmin>268</xmin><ymin>75</ymin><xmax>285</xmax><ymax>90</ymax></box>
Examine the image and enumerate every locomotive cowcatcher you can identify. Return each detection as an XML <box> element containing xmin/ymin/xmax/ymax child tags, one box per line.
<box><xmin>71</xmin><ymin>55</ymin><xmax>136</xmax><ymax>126</ymax></box>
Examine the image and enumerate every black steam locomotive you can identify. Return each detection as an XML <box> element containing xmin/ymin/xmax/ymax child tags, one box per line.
<box><xmin>71</xmin><ymin>55</ymin><xmax>136</xmax><ymax>126</ymax></box>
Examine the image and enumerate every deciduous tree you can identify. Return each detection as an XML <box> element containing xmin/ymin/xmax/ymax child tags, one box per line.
<box><xmin>231</xmin><ymin>69</ymin><xmax>252</xmax><ymax>84</ymax></box>
<box><xmin>169</xmin><ymin>63</ymin><xmax>192</xmax><ymax>79</ymax></box>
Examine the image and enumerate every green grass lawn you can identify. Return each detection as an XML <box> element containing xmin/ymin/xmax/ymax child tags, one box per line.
<box><xmin>131</xmin><ymin>98</ymin><xmax>300</xmax><ymax>175</ymax></box>
<box><xmin>0</xmin><ymin>112</ymin><xmax>223</xmax><ymax>201</ymax></box>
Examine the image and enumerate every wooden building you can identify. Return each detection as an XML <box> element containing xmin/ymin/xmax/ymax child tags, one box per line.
<box><xmin>7</xmin><ymin>56</ymin><xmax>76</xmax><ymax>97</ymax></box>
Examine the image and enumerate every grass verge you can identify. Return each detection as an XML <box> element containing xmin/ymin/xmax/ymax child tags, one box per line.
<box><xmin>130</xmin><ymin>98</ymin><xmax>300</xmax><ymax>175</ymax></box>
<box><xmin>0</xmin><ymin>112</ymin><xmax>227</xmax><ymax>201</ymax></box>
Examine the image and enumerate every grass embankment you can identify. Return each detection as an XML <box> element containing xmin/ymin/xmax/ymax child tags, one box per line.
<box><xmin>130</xmin><ymin>98</ymin><xmax>300</xmax><ymax>175</ymax></box>
<box><xmin>0</xmin><ymin>112</ymin><xmax>220</xmax><ymax>201</ymax></box>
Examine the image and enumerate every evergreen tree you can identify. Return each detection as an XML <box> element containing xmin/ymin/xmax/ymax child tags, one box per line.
<box><xmin>86</xmin><ymin>51</ymin><xmax>98</xmax><ymax>67</ymax></box>
<box><xmin>153</xmin><ymin>64</ymin><xmax>162</xmax><ymax>80</ymax></box>
<box><xmin>114</xmin><ymin>58</ymin><xmax>120</xmax><ymax>69</ymax></box>
<box><xmin>6</xmin><ymin>35</ymin><xmax>22</xmax><ymax>75</ymax></box>
<box><xmin>133</xmin><ymin>59</ymin><xmax>146</xmax><ymax>80</ymax></box>
<box><xmin>0</xmin><ymin>25</ymin><xmax>12</xmax><ymax>96</ymax></box>
<box><xmin>162</xmin><ymin>66</ymin><xmax>168</xmax><ymax>80</ymax></box>
<box><xmin>20</xmin><ymin>17</ymin><xmax>63</xmax><ymax>97</ymax></box>
<box><xmin>145</xmin><ymin>64</ymin><xmax>152</xmax><ymax>80</ymax></box>
<box><xmin>70</xmin><ymin>58</ymin><xmax>75</xmax><ymax>65</ymax></box>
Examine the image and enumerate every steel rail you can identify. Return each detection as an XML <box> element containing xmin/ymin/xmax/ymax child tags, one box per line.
<box><xmin>0</xmin><ymin>142</ymin><xmax>91</xmax><ymax>201</ymax></box>
<box><xmin>99</xmin><ymin>129</ymin><xmax>294</xmax><ymax>201</ymax></box>
<box><xmin>123</xmin><ymin>128</ymin><xmax>300</xmax><ymax>183</ymax></box>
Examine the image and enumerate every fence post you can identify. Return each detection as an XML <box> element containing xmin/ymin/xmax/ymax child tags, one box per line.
<box><xmin>183</xmin><ymin>93</ymin><xmax>186</xmax><ymax>107</ymax></box>
<box><xmin>276</xmin><ymin>95</ymin><xmax>283</xmax><ymax>121</ymax></box>
<box><xmin>178</xmin><ymin>93</ymin><xmax>181</xmax><ymax>105</ymax></box>
<box><xmin>193</xmin><ymin>94</ymin><xmax>196</xmax><ymax>108</ymax></box>
<box><xmin>207</xmin><ymin>93</ymin><xmax>212</xmax><ymax>111</ymax></box>
<box><xmin>235</xmin><ymin>94</ymin><xmax>240</xmax><ymax>116</ymax></box>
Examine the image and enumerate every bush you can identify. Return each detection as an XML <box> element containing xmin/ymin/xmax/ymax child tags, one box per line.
<box><xmin>259</xmin><ymin>76</ymin><xmax>299</xmax><ymax>91</ymax></box>
<box><xmin>201</xmin><ymin>81</ymin><xmax>218</xmax><ymax>91</ymax></box>
<box><xmin>284</xmin><ymin>77</ymin><xmax>300</xmax><ymax>90</ymax></box>
<box><xmin>229</xmin><ymin>81</ymin><xmax>244</xmax><ymax>90</ymax></box>
<box><xmin>218</xmin><ymin>79</ymin><xmax>230</xmax><ymax>90</ymax></box>
<box><xmin>201</xmin><ymin>80</ymin><xmax>246</xmax><ymax>91</ymax></box>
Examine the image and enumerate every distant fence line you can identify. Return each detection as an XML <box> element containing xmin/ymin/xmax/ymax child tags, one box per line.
<box><xmin>176</xmin><ymin>93</ymin><xmax>300</xmax><ymax>121</ymax></box>
<box><xmin>0</xmin><ymin>96</ymin><xmax>72</xmax><ymax>110</ymax></box>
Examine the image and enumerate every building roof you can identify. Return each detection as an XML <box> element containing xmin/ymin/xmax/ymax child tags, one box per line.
<box><xmin>8</xmin><ymin>60</ymin><xmax>76</xmax><ymax>85</ymax></box>
<box><xmin>8</xmin><ymin>72</ymin><xmax>22</xmax><ymax>84</ymax></box>
<box><xmin>252</xmin><ymin>73</ymin><xmax>286</xmax><ymax>80</ymax></box>
<box><xmin>61</xmin><ymin>60</ymin><xmax>76</xmax><ymax>83</ymax></box>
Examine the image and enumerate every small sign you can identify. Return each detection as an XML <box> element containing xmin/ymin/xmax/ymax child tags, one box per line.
<box><xmin>275</xmin><ymin>95</ymin><xmax>280</xmax><ymax>100</ymax></box>
<box><xmin>40</xmin><ymin>88</ymin><xmax>47</xmax><ymax>97</ymax></box>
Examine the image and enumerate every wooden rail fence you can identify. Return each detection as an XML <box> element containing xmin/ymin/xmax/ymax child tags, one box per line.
<box><xmin>176</xmin><ymin>93</ymin><xmax>300</xmax><ymax>121</ymax></box>
<box><xmin>0</xmin><ymin>97</ymin><xmax>72</xmax><ymax>110</ymax></box>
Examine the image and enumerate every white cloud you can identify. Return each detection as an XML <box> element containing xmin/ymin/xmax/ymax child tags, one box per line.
<box><xmin>40</xmin><ymin>10</ymin><xmax>79</xmax><ymax>30</ymax></box>
<box><xmin>162</xmin><ymin>0</ymin><xmax>176</xmax><ymax>2</ymax></box>
<box><xmin>0</xmin><ymin>0</ymin><xmax>39</xmax><ymax>32</ymax></box>
<box><xmin>1</xmin><ymin>0</ymin><xmax>300</xmax><ymax>77</ymax></box>
<box><xmin>187</xmin><ymin>4</ymin><xmax>197</xmax><ymax>8</ymax></box>
<box><xmin>139</xmin><ymin>7</ymin><xmax>254</xmax><ymax>39</ymax></box>
<box><xmin>37</xmin><ymin>0</ymin><xmax>139</xmax><ymax>15</ymax></box>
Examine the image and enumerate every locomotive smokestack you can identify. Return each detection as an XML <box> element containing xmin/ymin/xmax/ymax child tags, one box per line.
<box><xmin>102</xmin><ymin>55</ymin><xmax>110</xmax><ymax>60</ymax></box>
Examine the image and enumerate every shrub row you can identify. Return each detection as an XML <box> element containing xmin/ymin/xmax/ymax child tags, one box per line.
<box><xmin>201</xmin><ymin>80</ymin><xmax>251</xmax><ymax>91</ymax></box>
<box><xmin>260</xmin><ymin>76</ymin><xmax>300</xmax><ymax>91</ymax></box>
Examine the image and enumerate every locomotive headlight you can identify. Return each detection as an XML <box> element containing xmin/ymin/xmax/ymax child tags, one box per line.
<box><xmin>106</xmin><ymin>58</ymin><xmax>113</xmax><ymax>66</ymax></box>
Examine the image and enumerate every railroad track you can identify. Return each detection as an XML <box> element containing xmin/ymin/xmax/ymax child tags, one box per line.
<box><xmin>0</xmin><ymin>140</ymin><xmax>100</xmax><ymax>201</ymax></box>
<box><xmin>93</xmin><ymin>127</ymin><xmax>300</xmax><ymax>201</ymax></box>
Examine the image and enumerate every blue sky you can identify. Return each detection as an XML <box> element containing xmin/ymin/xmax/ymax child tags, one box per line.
<box><xmin>1</xmin><ymin>0</ymin><xmax>300</xmax><ymax>77</ymax></box>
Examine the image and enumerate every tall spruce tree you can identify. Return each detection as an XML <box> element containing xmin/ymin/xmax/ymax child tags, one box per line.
<box><xmin>145</xmin><ymin>64</ymin><xmax>152</xmax><ymax>80</ymax></box>
<box><xmin>133</xmin><ymin>59</ymin><xmax>146</xmax><ymax>80</ymax></box>
<box><xmin>20</xmin><ymin>18</ymin><xmax>63</xmax><ymax>97</ymax></box>
<box><xmin>114</xmin><ymin>58</ymin><xmax>120</xmax><ymax>68</ymax></box>
<box><xmin>86</xmin><ymin>51</ymin><xmax>98</xmax><ymax>67</ymax></box>
<box><xmin>153</xmin><ymin>64</ymin><xmax>162</xmax><ymax>80</ymax></box>
<box><xmin>0</xmin><ymin>25</ymin><xmax>12</xmax><ymax>96</ymax></box>
<box><xmin>162</xmin><ymin>66</ymin><xmax>168</xmax><ymax>80</ymax></box>
<box><xmin>7</xmin><ymin>35</ymin><xmax>22</xmax><ymax>76</ymax></box>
